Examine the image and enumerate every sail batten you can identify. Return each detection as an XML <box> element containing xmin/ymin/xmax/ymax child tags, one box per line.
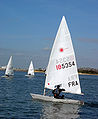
<box><xmin>45</xmin><ymin>16</ymin><xmax>81</xmax><ymax>94</ymax></box>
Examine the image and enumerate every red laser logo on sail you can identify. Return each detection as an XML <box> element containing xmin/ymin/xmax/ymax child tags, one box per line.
<box><xmin>60</xmin><ymin>48</ymin><xmax>63</xmax><ymax>52</ymax></box>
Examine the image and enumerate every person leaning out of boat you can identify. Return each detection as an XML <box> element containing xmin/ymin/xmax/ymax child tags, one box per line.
<box><xmin>52</xmin><ymin>85</ymin><xmax>65</xmax><ymax>99</ymax></box>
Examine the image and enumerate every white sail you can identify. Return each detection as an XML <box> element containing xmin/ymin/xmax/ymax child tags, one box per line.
<box><xmin>45</xmin><ymin>16</ymin><xmax>81</xmax><ymax>94</ymax></box>
<box><xmin>5</xmin><ymin>56</ymin><xmax>14</xmax><ymax>76</ymax></box>
<box><xmin>27</xmin><ymin>61</ymin><xmax>34</xmax><ymax>76</ymax></box>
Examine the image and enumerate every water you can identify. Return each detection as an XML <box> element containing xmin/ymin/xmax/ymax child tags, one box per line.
<box><xmin>0</xmin><ymin>71</ymin><xmax>98</xmax><ymax>119</ymax></box>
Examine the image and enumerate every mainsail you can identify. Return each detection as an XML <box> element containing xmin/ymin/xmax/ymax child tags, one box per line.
<box><xmin>45</xmin><ymin>16</ymin><xmax>81</xmax><ymax>94</ymax></box>
<box><xmin>27</xmin><ymin>61</ymin><xmax>34</xmax><ymax>75</ymax></box>
<box><xmin>5</xmin><ymin>56</ymin><xmax>14</xmax><ymax>76</ymax></box>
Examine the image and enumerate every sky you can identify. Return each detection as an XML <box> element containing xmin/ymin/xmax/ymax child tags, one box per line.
<box><xmin>0</xmin><ymin>0</ymin><xmax>98</xmax><ymax>69</ymax></box>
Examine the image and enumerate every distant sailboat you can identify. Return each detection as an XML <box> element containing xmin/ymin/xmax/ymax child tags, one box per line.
<box><xmin>25</xmin><ymin>61</ymin><xmax>34</xmax><ymax>77</ymax></box>
<box><xmin>2</xmin><ymin>56</ymin><xmax>14</xmax><ymax>77</ymax></box>
<box><xmin>30</xmin><ymin>16</ymin><xmax>84</xmax><ymax>105</ymax></box>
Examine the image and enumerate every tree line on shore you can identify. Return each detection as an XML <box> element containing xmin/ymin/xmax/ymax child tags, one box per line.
<box><xmin>78</xmin><ymin>67</ymin><xmax>98</xmax><ymax>74</ymax></box>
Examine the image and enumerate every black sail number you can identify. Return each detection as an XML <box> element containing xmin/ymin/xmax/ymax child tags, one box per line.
<box><xmin>62</xmin><ymin>61</ymin><xmax>75</xmax><ymax>69</ymax></box>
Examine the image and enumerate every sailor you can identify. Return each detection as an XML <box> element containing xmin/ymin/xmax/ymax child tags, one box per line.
<box><xmin>6</xmin><ymin>74</ymin><xmax>9</xmax><ymax>77</ymax></box>
<box><xmin>52</xmin><ymin>85</ymin><xmax>65</xmax><ymax>99</ymax></box>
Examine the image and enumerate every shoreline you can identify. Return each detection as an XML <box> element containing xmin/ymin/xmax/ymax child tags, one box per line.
<box><xmin>78</xmin><ymin>73</ymin><xmax>98</xmax><ymax>76</ymax></box>
<box><xmin>0</xmin><ymin>68</ymin><xmax>45</xmax><ymax>73</ymax></box>
<box><xmin>0</xmin><ymin>68</ymin><xmax>98</xmax><ymax>75</ymax></box>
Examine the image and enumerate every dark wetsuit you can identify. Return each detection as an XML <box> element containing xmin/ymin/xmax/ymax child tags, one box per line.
<box><xmin>52</xmin><ymin>88</ymin><xmax>65</xmax><ymax>99</ymax></box>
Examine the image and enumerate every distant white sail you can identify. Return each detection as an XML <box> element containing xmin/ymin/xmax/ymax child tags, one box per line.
<box><xmin>45</xmin><ymin>16</ymin><xmax>81</xmax><ymax>94</ymax></box>
<box><xmin>5</xmin><ymin>56</ymin><xmax>14</xmax><ymax>76</ymax></box>
<box><xmin>27</xmin><ymin>61</ymin><xmax>34</xmax><ymax>76</ymax></box>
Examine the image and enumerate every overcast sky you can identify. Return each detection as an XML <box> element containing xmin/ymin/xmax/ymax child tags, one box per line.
<box><xmin>0</xmin><ymin>0</ymin><xmax>98</xmax><ymax>69</ymax></box>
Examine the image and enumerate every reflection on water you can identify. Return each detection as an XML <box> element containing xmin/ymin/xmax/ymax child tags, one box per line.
<box><xmin>41</xmin><ymin>102</ymin><xmax>80</xmax><ymax>119</ymax></box>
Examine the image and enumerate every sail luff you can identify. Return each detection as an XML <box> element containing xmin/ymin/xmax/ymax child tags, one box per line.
<box><xmin>45</xmin><ymin>16</ymin><xmax>81</xmax><ymax>94</ymax></box>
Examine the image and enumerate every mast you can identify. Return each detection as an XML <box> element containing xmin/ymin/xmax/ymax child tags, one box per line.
<box><xmin>43</xmin><ymin>88</ymin><xmax>46</xmax><ymax>96</ymax></box>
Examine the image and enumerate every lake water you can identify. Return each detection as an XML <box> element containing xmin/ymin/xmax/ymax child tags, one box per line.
<box><xmin>0</xmin><ymin>70</ymin><xmax>98</xmax><ymax>119</ymax></box>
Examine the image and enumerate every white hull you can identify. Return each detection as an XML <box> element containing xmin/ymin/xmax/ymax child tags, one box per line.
<box><xmin>30</xmin><ymin>93</ymin><xmax>84</xmax><ymax>105</ymax></box>
<box><xmin>1</xmin><ymin>75</ymin><xmax>13</xmax><ymax>78</ymax></box>
<box><xmin>25</xmin><ymin>74</ymin><xmax>34</xmax><ymax>77</ymax></box>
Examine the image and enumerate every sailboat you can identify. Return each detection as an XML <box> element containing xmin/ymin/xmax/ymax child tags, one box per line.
<box><xmin>25</xmin><ymin>61</ymin><xmax>34</xmax><ymax>77</ymax></box>
<box><xmin>2</xmin><ymin>56</ymin><xmax>14</xmax><ymax>77</ymax></box>
<box><xmin>30</xmin><ymin>16</ymin><xmax>84</xmax><ymax>105</ymax></box>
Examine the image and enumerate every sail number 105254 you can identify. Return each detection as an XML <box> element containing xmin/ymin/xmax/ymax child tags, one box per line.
<box><xmin>56</xmin><ymin>61</ymin><xmax>75</xmax><ymax>70</ymax></box>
